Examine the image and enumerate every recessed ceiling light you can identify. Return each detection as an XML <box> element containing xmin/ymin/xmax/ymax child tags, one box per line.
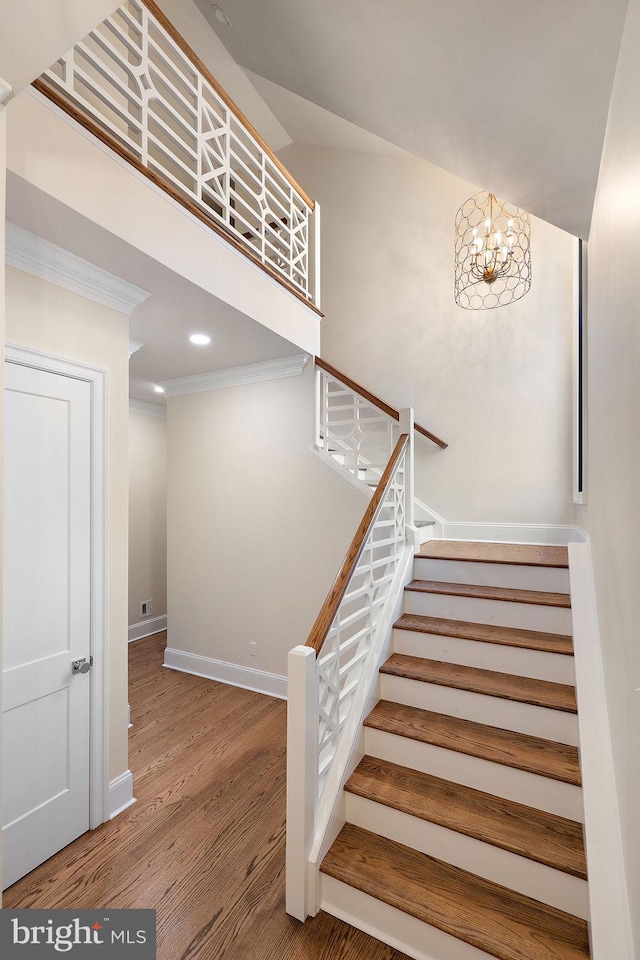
<box><xmin>189</xmin><ymin>333</ymin><xmax>211</xmax><ymax>345</ymax></box>
<box><xmin>154</xmin><ymin>385</ymin><xmax>165</xmax><ymax>393</ymax></box>
<box><xmin>211</xmin><ymin>4</ymin><xmax>232</xmax><ymax>26</ymax></box>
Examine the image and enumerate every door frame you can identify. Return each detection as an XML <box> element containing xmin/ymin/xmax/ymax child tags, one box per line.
<box><xmin>5</xmin><ymin>343</ymin><xmax>109</xmax><ymax>828</ymax></box>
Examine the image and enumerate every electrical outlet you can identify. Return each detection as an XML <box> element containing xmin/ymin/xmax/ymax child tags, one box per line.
<box><xmin>249</xmin><ymin>641</ymin><xmax>257</xmax><ymax>657</ymax></box>
<box><xmin>140</xmin><ymin>599</ymin><xmax>153</xmax><ymax>618</ymax></box>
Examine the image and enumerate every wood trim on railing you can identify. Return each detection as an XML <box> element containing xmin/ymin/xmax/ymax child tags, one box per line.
<box><xmin>31</xmin><ymin>79</ymin><xmax>324</xmax><ymax>319</ymax></box>
<box><xmin>305</xmin><ymin>434</ymin><xmax>409</xmax><ymax>655</ymax></box>
<box><xmin>143</xmin><ymin>0</ymin><xmax>314</xmax><ymax>211</ymax></box>
<box><xmin>315</xmin><ymin>357</ymin><xmax>448</xmax><ymax>448</ymax></box>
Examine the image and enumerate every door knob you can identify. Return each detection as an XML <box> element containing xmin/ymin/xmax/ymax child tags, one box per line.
<box><xmin>72</xmin><ymin>657</ymin><xmax>92</xmax><ymax>675</ymax></box>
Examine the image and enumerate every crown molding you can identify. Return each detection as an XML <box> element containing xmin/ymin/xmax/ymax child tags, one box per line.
<box><xmin>129</xmin><ymin>339</ymin><xmax>144</xmax><ymax>358</ymax></box>
<box><xmin>5</xmin><ymin>223</ymin><xmax>150</xmax><ymax>316</ymax></box>
<box><xmin>159</xmin><ymin>353</ymin><xmax>310</xmax><ymax>398</ymax></box>
<box><xmin>129</xmin><ymin>399</ymin><xmax>166</xmax><ymax>419</ymax></box>
<box><xmin>0</xmin><ymin>78</ymin><xmax>12</xmax><ymax>104</ymax></box>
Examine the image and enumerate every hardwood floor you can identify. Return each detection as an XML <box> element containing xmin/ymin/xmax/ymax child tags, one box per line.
<box><xmin>4</xmin><ymin>633</ymin><xmax>409</xmax><ymax>960</ymax></box>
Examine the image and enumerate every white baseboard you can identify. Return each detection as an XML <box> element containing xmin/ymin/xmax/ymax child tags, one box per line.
<box><xmin>128</xmin><ymin>614</ymin><xmax>167</xmax><ymax>642</ymax></box>
<box><xmin>568</xmin><ymin>543</ymin><xmax>635</xmax><ymax>960</ymax></box>
<box><xmin>412</xmin><ymin>499</ymin><xmax>586</xmax><ymax>545</ymax></box>
<box><xmin>442</xmin><ymin>522</ymin><xmax>587</xmax><ymax>545</ymax></box>
<box><xmin>163</xmin><ymin>647</ymin><xmax>287</xmax><ymax>700</ymax></box>
<box><xmin>108</xmin><ymin>770</ymin><xmax>136</xmax><ymax>819</ymax></box>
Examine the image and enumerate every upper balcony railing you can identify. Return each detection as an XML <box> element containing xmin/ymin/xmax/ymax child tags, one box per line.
<box><xmin>34</xmin><ymin>0</ymin><xmax>321</xmax><ymax>310</ymax></box>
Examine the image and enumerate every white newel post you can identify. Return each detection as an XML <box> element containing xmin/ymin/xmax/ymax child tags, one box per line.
<box><xmin>286</xmin><ymin>645</ymin><xmax>318</xmax><ymax>921</ymax></box>
<box><xmin>314</xmin><ymin>366</ymin><xmax>323</xmax><ymax>449</ymax></box>
<box><xmin>399</xmin><ymin>407</ymin><xmax>415</xmax><ymax>530</ymax></box>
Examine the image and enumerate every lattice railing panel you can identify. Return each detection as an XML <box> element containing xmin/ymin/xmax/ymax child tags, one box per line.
<box><xmin>316</xmin><ymin>448</ymin><xmax>406</xmax><ymax>797</ymax></box>
<box><xmin>316</xmin><ymin>369</ymin><xmax>397</xmax><ymax>486</ymax></box>
<box><xmin>38</xmin><ymin>0</ymin><xmax>314</xmax><ymax>301</ymax></box>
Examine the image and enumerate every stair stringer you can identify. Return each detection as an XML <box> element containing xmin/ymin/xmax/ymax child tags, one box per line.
<box><xmin>569</xmin><ymin>542</ymin><xmax>635</xmax><ymax>960</ymax></box>
<box><xmin>306</xmin><ymin>540</ymin><xmax>415</xmax><ymax>915</ymax></box>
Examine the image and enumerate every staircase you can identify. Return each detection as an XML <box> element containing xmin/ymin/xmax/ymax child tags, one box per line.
<box><xmin>318</xmin><ymin>540</ymin><xmax>590</xmax><ymax>960</ymax></box>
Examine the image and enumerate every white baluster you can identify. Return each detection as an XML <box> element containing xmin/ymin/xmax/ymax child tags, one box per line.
<box><xmin>312</xmin><ymin>201</ymin><xmax>321</xmax><ymax>308</ymax></box>
<box><xmin>399</xmin><ymin>407</ymin><xmax>415</xmax><ymax>530</ymax></box>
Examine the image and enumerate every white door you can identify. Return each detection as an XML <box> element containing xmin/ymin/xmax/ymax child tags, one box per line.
<box><xmin>2</xmin><ymin>361</ymin><xmax>92</xmax><ymax>889</ymax></box>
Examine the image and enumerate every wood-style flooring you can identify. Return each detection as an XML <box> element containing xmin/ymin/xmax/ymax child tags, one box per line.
<box><xmin>4</xmin><ymin>633</ymin><xmax>409</xmax><ymax>960</ymax></box>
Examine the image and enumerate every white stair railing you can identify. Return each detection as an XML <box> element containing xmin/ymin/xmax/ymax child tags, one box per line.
<box><xmin>35</xmin><ymin>0</ymin><xmax>320</xmax><ymax>306</ymax></box>
<box><xmin>316</xmin><ymin>365</ymin><xmax>397</xmax><ymax>485</ymax></box>
<box><xmin>286</xmin><ymin>432</ymin><xmax>411</xmax><ymax>921</ymax></box>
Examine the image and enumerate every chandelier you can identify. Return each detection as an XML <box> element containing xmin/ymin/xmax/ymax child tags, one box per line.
<box><xmin>454</xmin><ymin>191</ymin><xmax>531</xmax><ymax>309</ymax></box>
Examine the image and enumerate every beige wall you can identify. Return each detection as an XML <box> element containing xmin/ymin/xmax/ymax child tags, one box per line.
<box><xmin>279</xmin><ymin>144</ymin><xmax>576</xmax><ymax>526</ymax></box>
<box><xmin>0</xmin><ymin>0</ymin><xmax>118</xmax><ymax>96</ymax></box>
<box><xmin>578</xmin><ymin>0</ymin><xmax>640</xmax><ymax>945</ymax></box>
<box><xmin>167</xmin><ymin>365</ymin><xmax>363</xmax><ymax>678</ymax></box>
<box><xmin>5</xmin><ymin>266</ymin><xmax>130</xmax><ymax>783</ymax></box>
<box><xmin>129</xmin><ymin>411</ymin><xmax>167</xmax><ymax>628</ymax></box>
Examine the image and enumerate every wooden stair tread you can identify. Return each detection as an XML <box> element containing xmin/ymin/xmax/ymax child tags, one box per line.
<box><xmin>365</xmin><ymin>701</ymin><xmax>582</xmax><ymax>785</ymax></box>
<box><xmin>381</xmin><ymin>654</ymin><xmax>577</xmax><ymax>712</ymax></box>
<box><xmin>394</xmin><ymin>614</ymin><xmax>574</xmax><ymax>655</ymax></box>
<box><xmin>346</xmin><ymin>756</ymin><xmax>587</xmax><ymax>879</ymax></box>
<box><xmin>417</xmin><ymin>540</ymin><xmax>569</xmax><ymax>568</ymax></box>
<box><xmin>321</xmin><ymin>824</ymin><xmax>590</xmax><ymax>960</ymax></box>
<box><xmin>406</xmin><ymin>579</ymin><xmax>571</xmax><ymax>608</ymax></box>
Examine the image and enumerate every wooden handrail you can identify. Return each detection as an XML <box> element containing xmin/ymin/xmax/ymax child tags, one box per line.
<box><xmin>315</xmin><ymin>358</ymin><xmax>448</xmax><ymax>449</ymax></box>
<box><xmin>143</xmin><ymin>0</ymin><xmax>314</xmax><ymax>212</ymax></box>
<box><xmin>305</xmin><ymin>434</ymin><xmax>409</xmax><ymax>655</ymax></box>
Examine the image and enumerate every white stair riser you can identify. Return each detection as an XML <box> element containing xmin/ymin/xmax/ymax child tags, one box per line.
<box><xmin>393</xmin><ymin>628</ymin><xmax>575</xmax><ymax>684</ymax></box>
<box><xmin>413</xmin><ymin>558</ymin><xmax>569</xmax><ymax>593</ymax></box>
<box><xmin>321</xmin><ymin>874</ymin><xmax>495</xmax><ymax>960</ymax></box>
<box><xmin>404</xmin><ymin>591</ymin><xmax>572</xmax><ymax>634</ymax></box>
<box><xmin>380</xmin><ymin>674</ymin><xmax>578</xmax><ymax>746</ymax></box>
<box><xmin>417</xmin><ymin>526</ymin><xmax>439</xmax><ymax>545</ymax></box>
<box><xmin>365</xmin><ymin>728</ymin><xmax>583</xmax><ymax>820</ymax></box>
<box><xmin>345</xmin><ymin>793</ymin><xmax>588</xmax><ymax>919</ymax></box>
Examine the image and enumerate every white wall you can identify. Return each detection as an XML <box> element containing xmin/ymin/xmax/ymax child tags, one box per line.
<box><xmin>278</xmin><ymin>144</ymin><xmax>576</xmax><ymax>525</ymax></box>
<box><xmin>129</xmin><ymin>410</ymin><xmax>167</xmax><ymax>631</ymax></box>
<box><xmin>5</xmin><ymin>266</ymin><xmax>130</xmax><ymax>783</ymax></box>
<box><xmin>578</xmin><ymin>0</ymin><xmax>640</xmax><ymax>947</ymax></box>
<box><xmin>166</xmin><ymin>364</ymin><xmax>363</xmax><ymax>681</ymax></box>
<box><xmin>158</xmin><ymin>0</ymin><xmax>291</xmax><ymax>152</ymax></box>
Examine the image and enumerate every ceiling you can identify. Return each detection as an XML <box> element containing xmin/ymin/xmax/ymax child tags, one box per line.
<box><xmin>6</xmin><ymin>174</ymin><xmax>300</xmax><ymax>405</ymax></box>
<box><xmin>194</xmin><ymin>0</ymin><xmax>629</xmax><ymax>239</ymax></box>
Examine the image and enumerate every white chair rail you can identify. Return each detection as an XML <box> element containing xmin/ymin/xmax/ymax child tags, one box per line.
<box><xmin>36</xmin><ymin>0</ymin><xmax>319</xmax><ymax>305</ymax></box>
